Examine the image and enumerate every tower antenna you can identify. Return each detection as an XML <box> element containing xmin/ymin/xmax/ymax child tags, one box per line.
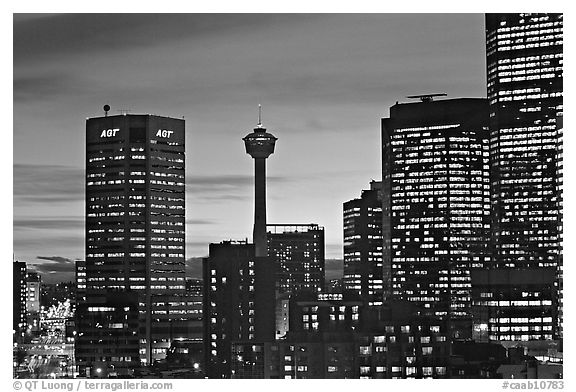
<box><xmin>257</xmin><ymin>104</ymin><xmax>263</xmax><ymax>127</ymax></box>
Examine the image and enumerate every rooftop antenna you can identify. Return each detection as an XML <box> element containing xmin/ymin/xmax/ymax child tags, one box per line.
<box><xmin>117</xmin><ymin>108</ymin><xmax>132</xmax><ymax>115</ymax></box>
<box><xmin>103</xmin><ymin>104</ymin><xmax>110</xmax><ymax>117</ymax></box>
<box><xmin>406</xmin><ymin>93</ymin><xmax>447</xmax><ymax>103</ymax></box>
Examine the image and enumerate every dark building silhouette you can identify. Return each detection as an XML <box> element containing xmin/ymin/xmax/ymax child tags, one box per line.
<box><xmin>486</xmin><ymin>13</ymin><xmax>563</xmax><ymax>340</ymax></box>
<box><xmin>13</xmin><ymin>260</ymin><xmax>27</xmax><ymax>340</ymax></box>
<box><xmin>77</xmin><ymin>113</ymin><xmax>188</xmax><ymax>373</ymax></box>
<box><xmin>381</xmin><ymin>97</ymin><xmax>490</xmax><ymax>338</ymax></box>
<box><xmin>203</xmin><ymin>240</ymin><xmax>275</xmax><ymax>378</ymax></box>
<box><xmin>343</xmin><ymin>181</ymin><xmax>384</xmax><ymax>306</ymax></box>
<box><xmin>76</xmin><ymin>292</ymin><xmax>140</xmax><ymax>377</ymax></box>
<box><xmin>164</xmin><ymin>339</ymin><xmax>204</xmax><ymax>378</ymax></box>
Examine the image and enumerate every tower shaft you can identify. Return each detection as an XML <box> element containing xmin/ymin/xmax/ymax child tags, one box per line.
<box><xmin>254</xmin><ymin>158</ymin><xmax>267</xmax><ymax>257</ymax></box>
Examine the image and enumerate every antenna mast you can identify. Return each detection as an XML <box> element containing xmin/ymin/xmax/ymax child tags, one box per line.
<box><xmin>257</xmin><ymin>104</ymin><xmax>263</xmax><ymax>127</ymax></box>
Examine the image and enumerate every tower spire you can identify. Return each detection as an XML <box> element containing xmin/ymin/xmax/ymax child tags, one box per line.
<box><xmin>257</xmin><ymin>104</ymin><xmax>263</xmax><ymax>128</ymax></box>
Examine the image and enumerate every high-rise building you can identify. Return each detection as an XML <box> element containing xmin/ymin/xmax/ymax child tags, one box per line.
<box><xmin>13</xmin><ymin>260</ymin><xmax>27</xmax><ymax>338</ymax></box>
<box><xmin>485</xmin><ymin>13</ymin><xmax>563</xmax><ymax>340</ymax></box>
<box><xmin>203</xmin><ymin>240</ymin><xmax>275</xmax><ymax>378</ymax></box>
<box><xmin>267</xmin><ymin>224</ymin><xmax>325</xmax><ymax>296</ymax></box>
<box><xmin>555</xmin><ymin>116</ymin><xmax>563</xmax><ymax>338</ymax></box>
<box><xmin>486</xmin><ymin>13</ymin><xmax>563</xmax><ymax>269</ymax></box>
<box><xmin>267</xmin><ymin>224</ymin><xmax>325</xmax><ymax>339</ymax></box>
<box><xmin>381</xmin><ymin>97</ymin><xmax>490</xmax><ymax>337</ymax></box>
<box><xmin>343</xmin><ymin>181</ymin><xmax>384</xmax><ymax>306</ymax></box>
<box><xmin>77</xmin><ymin>112</ymin><xmax>187</xmax><ymax>373</ymax></box>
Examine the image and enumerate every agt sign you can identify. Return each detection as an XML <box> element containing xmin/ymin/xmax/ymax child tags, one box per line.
<box><xmin>156</xmin><ymin>129</ymin><xmax>173</xmax><ymax>138</ymax></box>
<box><xmin>100</xmin><ymin>128</ymin><xmax>120</xmax><ymax>137</ymax></box>
<box><xmin>100</xmin><ymin>129</ymin><xmax>174</xmax><ymax>138</ymax></box>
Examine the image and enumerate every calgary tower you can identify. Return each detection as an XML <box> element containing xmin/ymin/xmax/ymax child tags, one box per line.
<box><xmin>242</xmin><ymin>105</ymin><xmax>277</xmax><ymax>257</ymax></box>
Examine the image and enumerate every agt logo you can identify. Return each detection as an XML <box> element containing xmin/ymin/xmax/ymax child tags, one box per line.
<box><xmin>100</xmin><ymin>128</ymin><xmax>120</xmax><ymax>137</ymax></box>
<box><xmin>156</xmin><ymin>129</ymin><xmax>173</xmax><ymax>138</ymax></box>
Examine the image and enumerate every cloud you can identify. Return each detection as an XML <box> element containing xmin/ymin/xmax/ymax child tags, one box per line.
<box><xmin>185</xmin><ymin>219</ymin><xmax>214</xmax><ymax>225</ymax></box>
<box><xmin>36</xmin><ymin>255</ymin><xmax>74</xmax><ymax>264</ymax></box>
<box><xmin>186</xmin><ymin>173</ymin><xmax>289</xmax><ymax>201</ymax></box>
<box><xmin>14</xmin><ymin>164</ymin><xmax>84</xmax><ymax>204</ymax></box>
<box><xmin>14</xmin><ymin>73</ymin><xmax>75</xmax><ymax>102</ymax></box>
<box><xmin>13</xmin><ymin>14</ymin><xmax>319</xmax><ymax>64</ymax></box>
<box><xmin>14</xmin><ymin>218</ymin><xmax>84</xmax><ymax>230</ymax></box>
<box><xmin>27</xmin><ymin>256</ymin><xmax>76</xmax><ymax>283</ymax></box>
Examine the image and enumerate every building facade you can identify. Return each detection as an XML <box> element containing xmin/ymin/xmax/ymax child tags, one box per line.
<box><xmin>382</xmin><ymin>98</ymin><xmax>490</xmax><ymax>338</ymax></box>
<box><xmin>485</xmin><ymin>13</ymin><xmax>563</xmax><ymax>341</ymax></box>
<box><xmin>471</xmin><ymin>268</ymin><xmax>558</xmax><ymax>342</ymax></box>
<box><xmin>78</xmin><ymin>114</ymin><xmax>187</xmax><ymax>372</ymax></box>
<box><xmin>267</xmin><ymin>224</ymin><xmax>325</xmax><ymax>296</ymax></box>
<box><xmin>486</xmin><ymin>13</ymin><xmax>563</xmax><ymax>271</ymax></box>
<box><xmin>343</xmin><ymin>181</ymin><xmax>384</xmax><ymax>306</ymax></box>
<box><xmin>26</xmin><ymin>272</ymin><xmax>41</xmax><ymax>313</ymax></box>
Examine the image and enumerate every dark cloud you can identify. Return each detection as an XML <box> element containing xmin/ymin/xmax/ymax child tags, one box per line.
<box><xmin>36</xmin><ymin>255</ymin><xmax>74</xmax><ymax>264</ymax></box>
<box><xmin>13</xmin><ymin>14</ymin><xmax>319</xmax><ymax>64</ymax></box>
<box><xmin>14</xmin><ymin>73</ymin><xmax>75</xmax><ymax>102</ymax></box>
<box><xmin>27</xmin><ymin>256</ymin><xmax>76</xmax><ymax>283</ymax></box>
<box><xmin>14</xmin><ymin>164</ymin><xmax>84</xmax><ymax>204</ymax></box>
<box><xmin>186</xmin><ymin>174</ymin><xmax>288</xmax><ymax>201</ymax></box>
<box><xmin>14</xmin><ymin>218</ymin><xmax>84</xmax><ymax>230</ymax></box>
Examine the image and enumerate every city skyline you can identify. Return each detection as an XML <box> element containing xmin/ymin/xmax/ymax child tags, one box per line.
<box><xmin>12</xmin><ymin>11</ymin><xmax>565</xmax><ymax>380</ymax></box>
<box><xmin>13</xmin><ymin>14</ymin><xmax>487</xmax><ymax>282</ymax></box>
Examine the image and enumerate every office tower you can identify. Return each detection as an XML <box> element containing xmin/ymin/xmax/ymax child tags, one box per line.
<box><xmin>486</xmin><ymin>13</ymin><xmax>563</xmax><ymax>340</ymax></box>
<box><xmin>267</xmin><ymin>224</ymin><xmax>325</xmax><ymax>339</ymax></box>
<box><xmin>267</xmin><ymin>224</ymin><xmax>325</xmax><ymax>295</ymax></box>
<box><xmin>382</xmin><ymin>97</ymin><xmax>490</xmax><ymax>337</ymax></box>
<box><xmin>556</xmin><ymin>116</ymin><xmax>563</xmax><ymax>338</ymax></box>
<box><xmin>343</xmin><ymin>181</ymin><xmax>384</xmax><ymax>305</ymax></box>
<box><xmin>78</xmin><ymin>112</ymin><xmax>187</xmax><ymax>373</ymax></box>
<box><xmin>486</xmin><ymin>13</ymin><xmax>563</xmax><ymax>269</ymax></box>
<box><xmin>13</xmin><ymin>260</ymin><xmax>27</xmax><ymax>338</ymax></box>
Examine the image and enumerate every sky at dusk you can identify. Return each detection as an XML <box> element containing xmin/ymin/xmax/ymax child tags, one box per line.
<box><xmin>13</xmin><ymin>13</ymin><xmax>488</xmax><ymax>282</ymax></box>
